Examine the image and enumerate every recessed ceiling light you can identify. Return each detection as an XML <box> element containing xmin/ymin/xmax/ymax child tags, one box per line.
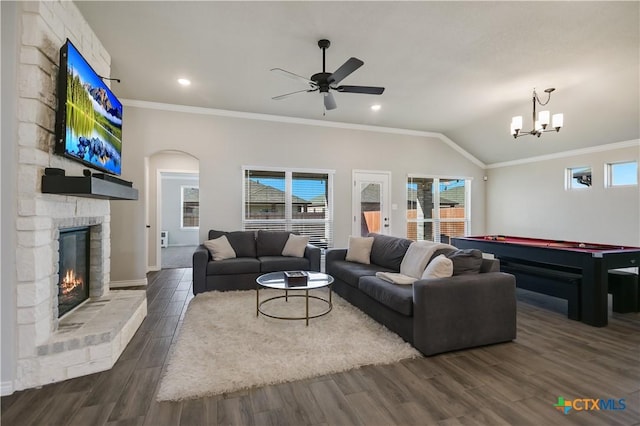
<box><xmin>177</xmin><ymin>78</ymin><xmax>191</xmax><ymax>86</ymax></box>
<box><xmin>371</xmin><ymin>104</ymin><xmax>381</xmax><ymax>111</ymax></box>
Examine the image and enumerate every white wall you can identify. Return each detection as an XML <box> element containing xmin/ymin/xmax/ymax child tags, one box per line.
<box><xmin>110</xmin><ymin>103</ymin><xmax>487</xmax><ymax>280</ymax></box>
<box><xmin>486</xmin><ymin>142</ymin><xmax>640</xmax><ymax>246</ymax></box>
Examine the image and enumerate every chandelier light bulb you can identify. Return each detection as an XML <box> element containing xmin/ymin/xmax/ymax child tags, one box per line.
<box><xmin>511</xmin><ymin>116</ymin><xmax>523</xmax><ymax>131</ymax></box>
<box><xmin>552</xmin><ymin>113</ymin><xmax>564</xmax><ymax>130</ymax></box>
<box><xmin>538</xmin><ymin>110</ymin><xmax>550</xmax><ymax>128</ymax></box>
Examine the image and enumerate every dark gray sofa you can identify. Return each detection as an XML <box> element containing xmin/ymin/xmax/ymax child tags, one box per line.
<box><xmin>193</xmin><ymin>230</ymin><xmax>321</xmax><ymax>295</ymax></box>
<box><xmin>325</xmin><ymin>233</ymin><xmax>517</xmax><ymax>356</ymax></box>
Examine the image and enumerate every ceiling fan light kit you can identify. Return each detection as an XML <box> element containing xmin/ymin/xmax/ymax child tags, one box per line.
<box><xmin>511</xmin><ymin>88</ymin><xmax>564</xmax><ymax>139</ymax></box>
<box><xmin>271</xmin><ymin>39</ymin><xmax>385</xmax><ymax>111</ymax></box>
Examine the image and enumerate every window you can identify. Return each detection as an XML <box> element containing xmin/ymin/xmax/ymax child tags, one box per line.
<box><xmin>181</xmin><ymin>186</ymin><xmax>199</xmax><ymax>228</ymax></box>
<box><xmin>406</xmin><ymin>176</ymin><xmax>470</xmax><ymax>243</ymax></box>
<box><xmin>243</xmin><ymin>168</ymin><xmax>334</xmax><ymax>249</ymax></box>
<box><xmin>606</xmin><ymin>161</ymin><xmax>638</xmax><ymax>187</ymax></box>
<box><xmin>566</xmin><ymin>167</ymin><xmax>592</xmax><ymax>189</ymax></box>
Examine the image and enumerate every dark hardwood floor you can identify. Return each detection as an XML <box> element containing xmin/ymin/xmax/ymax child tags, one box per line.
<box><xmin>2</xmin><ymin>268</ymin><xmax>639</xmax><ymax>426</ymax></box>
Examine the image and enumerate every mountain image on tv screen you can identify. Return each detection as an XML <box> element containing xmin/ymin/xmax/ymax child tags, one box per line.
<box><xmin>63</xmin><ymin>41</ymin><xmax>122</xmax><ymax>175</ymax></box>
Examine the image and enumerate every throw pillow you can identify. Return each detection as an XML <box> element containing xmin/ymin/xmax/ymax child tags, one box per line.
<box><xmin>421</xmin><ymin>254</ymin><xmax>453</xmax><ymax>279</ymax></box>
<box><xmin>399</xmin><ymin>242</ymin><xmax>434</xmax><ymax>279</ymax></box>
<box><xmin>345</xmin><ymin>236</ymin><xmax>374</xmax><ymax>264</ymax></box>
<box><xmin>446</xmin><ymin>249</ymin><xmax>483</xmax><ymax>275</ymax></box>
<box><xmin>282</xmin><ymin>234</ymin><xmax>309</xmax><ymax>257</ymax></box>
<box><xmin>204</xmin><ymin>235</ymin><xmax>236</xmax><ymax>261</ymax></box>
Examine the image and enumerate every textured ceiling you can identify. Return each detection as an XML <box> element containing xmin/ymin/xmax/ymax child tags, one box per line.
<box><xmin>75</xmin><ymin>1</ymin><xmax>640</xmax><ymax>165</ymax></box>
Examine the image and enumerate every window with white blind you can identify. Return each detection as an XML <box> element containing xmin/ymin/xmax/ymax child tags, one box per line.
<box><xmin>243</xmin><ymin>167</ymin><xmax>334</xmax><ymax>249</ymax></box>
<box><xmin>406</xmin><ymin>176</ymin><xmax>470</xmax><ymax>244</ymax></box>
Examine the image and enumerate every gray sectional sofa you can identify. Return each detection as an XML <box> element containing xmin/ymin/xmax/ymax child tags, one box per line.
<box><xmin>193</xmin><ymin>230</ymin><xmax>321</xmax><ymax>294</ymax></box>
<box><xmin>326</xmin><ymin>233</ymin><xmax>517</xmax><ymax>356</ymax></box>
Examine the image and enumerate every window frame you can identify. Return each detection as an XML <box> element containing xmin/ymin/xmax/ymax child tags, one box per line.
<box><xmin>180</xmin><ymin>185</ymin><xmax>200</xmax><ymax>229</ymax></box>
<box><xmin>605</xmin><ymin>160</ymin><xmax>638</xmax><ymax>188</ymax></box>
<box><xmin>565</xmin><ymin>166</ymin><xmax>592</xmax><ymax>190</ymax></box>
<box><xmin>406</xmin><ymin>174</ymin><xmax>472</xmax><ymax>243</ymax></box>
<box><xmin>242</xmin><ymin>166</ymin><xmax>335</xmax><ymax>249</ymax></box>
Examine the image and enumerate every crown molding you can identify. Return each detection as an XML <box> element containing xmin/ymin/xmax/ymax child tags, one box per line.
<box><xmin>121</xmin><ymin>99</ymin><xmax>487</xmax><ymax>169</ymax></box>
<box><xmin>486</xmin><ymin>139</ymin><xmax>640</xmax><ymax>169</ymax></box>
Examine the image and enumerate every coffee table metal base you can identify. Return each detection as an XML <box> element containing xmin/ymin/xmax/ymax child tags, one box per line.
<box><xmin>256</xmin><ymin>289</ymin><xmax>332</xmax><ymax>326</ymax></box>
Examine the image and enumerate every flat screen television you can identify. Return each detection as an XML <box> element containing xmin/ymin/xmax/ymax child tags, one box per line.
<box><xmin>55</xmin><ymin>39</ymin><xmax>123</xmax><ymax>176</ymax></box>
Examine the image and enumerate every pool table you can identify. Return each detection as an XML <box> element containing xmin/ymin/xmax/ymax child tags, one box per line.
<box><xmin>451</xmin><ymin>235</ymin><xmax>640</xmax><ymax>327</ymax></box>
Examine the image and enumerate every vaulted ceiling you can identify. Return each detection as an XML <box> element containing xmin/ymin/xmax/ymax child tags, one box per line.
<box><xmin>75</xmin><ymin>1</ymin><xmax>639</xmax><ymax>165</ymax></box>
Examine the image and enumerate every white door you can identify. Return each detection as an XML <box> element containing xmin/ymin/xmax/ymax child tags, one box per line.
<box><xmin>352</xmin><ymin>171</ymin><xmax>391</xmax><ymax>236</ymax></box>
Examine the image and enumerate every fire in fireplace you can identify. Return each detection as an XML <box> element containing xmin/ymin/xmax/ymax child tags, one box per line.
<box><xmin>58</xmin><ymin>227</ymin><xmax>90</xmax><ymax>317</ymax></box>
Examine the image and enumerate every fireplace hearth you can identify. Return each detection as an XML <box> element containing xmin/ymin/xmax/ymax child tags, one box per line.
<box><xmin>58</xmin><ymin>227</ymin><xmax>90</xmax><ymax>317</ymax></box>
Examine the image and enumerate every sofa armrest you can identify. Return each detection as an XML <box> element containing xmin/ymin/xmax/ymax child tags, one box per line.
<box><xmin>192</xmin><ymin>245</ymin><xmax>210</xmax><ymax>295</ymax></box>
<box><xmin>304</xmin><ymin>244</ymin><xmax>322</xmax><ymax>272</ymax></box>
<box><xmin>412</xmin><ymin>272</ymin><xmax>516</xmax><ymax>356</ymax></box>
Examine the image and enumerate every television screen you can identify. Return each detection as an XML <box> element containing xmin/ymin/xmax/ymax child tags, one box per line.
<box><xmin>55</xmin><ymin>39</ymin><xmax>122</xmax><ymax>176</ymax></box>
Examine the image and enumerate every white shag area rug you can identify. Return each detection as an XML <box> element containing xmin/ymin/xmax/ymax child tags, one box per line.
<box><xmin>157</xmin><ymin>289</ymin><xmax>421</xmax><ymax>401</ymax></box>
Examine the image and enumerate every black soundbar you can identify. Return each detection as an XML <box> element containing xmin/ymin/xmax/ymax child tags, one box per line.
<box><xmin>92</xmin><ymin>173</ymin><xmax>133</xmax><ymax>187</ymax></box>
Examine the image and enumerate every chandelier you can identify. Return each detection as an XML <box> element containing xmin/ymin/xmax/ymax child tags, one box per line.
<box><xmin>510</xmin><ymin>88</ymin><xmax>563</xmax><ymax>138</ymax></box>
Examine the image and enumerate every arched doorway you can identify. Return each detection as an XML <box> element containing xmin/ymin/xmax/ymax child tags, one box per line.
<box><xmin>146</xmin><ymin>150</ymin><xmax>199</xmax><ymax>270</ymax></box>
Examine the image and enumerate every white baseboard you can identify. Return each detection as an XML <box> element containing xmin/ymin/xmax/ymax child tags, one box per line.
<box><xmin>110</xmin><ymin>278</ymin><xmax>148</xmax><ymax>288</ymax></box>
<box><xmin>147</xmin><ymin>265</ymin><xmax>161</xmax><ymax>272</ymax></box>
<box><xmin>1</xmin><ymin>380</ymin><xmax>14</xmax><ymax>396</ymax></box>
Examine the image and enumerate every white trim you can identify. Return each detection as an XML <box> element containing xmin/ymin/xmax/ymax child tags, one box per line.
<box><xmin>123</xmin><ymin>99</ymin><xmax>486</xmax><ymax>169</ymax></box>
<box><xmin>487</xmin><ymin>139</ymin><xmax>640</xmax><ymax>169</ymax></box>
<box><xmin>1</xmin><ymin>381</ymin><xmax>14</xmax><ymax>396</ymax></box>
<box><xmin>110</xmin><ymin>278</ymin><xmax>148</xmax><ymax>288</ymax></box>
<box><xmin>147</xmin><ymin>265</ymin><xmax>161</xmax><ymax>273</ymax></box>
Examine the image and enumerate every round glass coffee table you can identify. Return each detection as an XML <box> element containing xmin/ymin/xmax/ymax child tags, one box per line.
<box><xmin>256</xmin><ymin>271</ymin><xmax>334</xmax><ymax>326</ymax></box>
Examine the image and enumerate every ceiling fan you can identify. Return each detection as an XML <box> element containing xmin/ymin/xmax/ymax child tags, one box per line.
<box><xmin>271</xmin><ymin>39</ymin><xmax>385</xmax><ymax>111</ymax></box>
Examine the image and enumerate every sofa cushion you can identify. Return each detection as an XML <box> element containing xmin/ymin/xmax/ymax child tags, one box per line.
<box><xmin>206</xmin><ymin>257</ymin><xmax>261</xmax><ymax>275</ymax></box>
<box><xmin>226</xmin><ymin>231</ymin><xmax>257</xmax><ymax>258</ymax></box>
<box><xmin>282</xmin><ymin>234</ymin><xmax>309</xmax><ymax>257</ymax></box>
<box><xmin>368</xmin><ymin>233</ymin><xmax>412</xmax><ymax>271</ymax></box>
<box><xmin>345</xmin><ymin>236</ymin><xmax>374</xmax><ymax>264</ymax></box>
<box><xmin>208</xmin><ymin>229</ymin><xmax>227</xmax><ymax>240</ymax></box>
<box><xmin>259</xmin><ymin>256</ymin><xmax>310</xmax><ymax>273</ymax></box>
<box><xmin>359</xmin><ymin>276</ymin><xmax>414</xmax><ymax>316</ymax></box>
<box><xmin>329</xmin><ymin>260</ymin><xmax>391</xmax><ymax>288</ymax></box>
<box><xmin>421</xmin><ymin>254</ymin><xmax>453</xmax><ymax>279</ymax></box>
<box><xmin>447</xmin><ymin>249</ymin><xmax>483</xmax><ymax>275</ymax></box>
<box><xmin>256</xmin><ymin>230</ymin><xmax>291</xmax><ymax>256</ymax></box>
<box><xmin>204</xmin><ymin>236</ymin><xmax>236</xmax><ymax>261</ymax></box>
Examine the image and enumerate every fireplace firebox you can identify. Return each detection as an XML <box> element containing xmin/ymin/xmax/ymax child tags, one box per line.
<box><xmin>58</xmin><ymin>227</ymin><xmax>90</xmax><ymax>317</ymax></box>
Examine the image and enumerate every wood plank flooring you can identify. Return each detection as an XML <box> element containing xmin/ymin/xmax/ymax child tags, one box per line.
<box><xmin>2</xmin><ymin>268</ymin><xmax>639</xmax><ymax>425</ymax></box>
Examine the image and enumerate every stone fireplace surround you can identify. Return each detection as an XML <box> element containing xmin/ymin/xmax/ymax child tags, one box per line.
<box><xmin>15</xmin><ymin>197</ymin><xmax>146</xmax><ymax>390</ymax></box>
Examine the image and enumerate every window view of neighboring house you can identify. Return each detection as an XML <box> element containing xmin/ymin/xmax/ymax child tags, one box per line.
<box><xmin>406</xmin><ymin>176</ymin><xmax>470</xmax><ymax>243</ymax></box>
<box><xmin>243</xmin><ymin>168</ymin><xmax>333</xmax><ymax>248</ymax></box>
<box><xmin>567</xmin><ymin>166</ymin><xmax>592</xmax><ymax>189</ymax></box>
<box><xmin>181</xmin><ymin>186</ymin><xmax>199</xmax><ymax>228</ymax></box>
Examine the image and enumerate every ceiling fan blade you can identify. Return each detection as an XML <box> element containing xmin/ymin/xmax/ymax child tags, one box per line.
<box><xmin>270</xmin><ymin>68</ymin><xmax>316</xmax><ymax>87</ymax></box>
<box><xmin>272</xmin><ymin>88</ymin><xmax>317</xmax><ymax>100</ymax></box>
<box><xmin>323</xmin><ymin>92</ymin><xmax>337</xmax><ymax>110</ymax></box>
<box><xmin>335</xmin><ymin>85</ymin><xmax>385</xmax><ymax>95</ymax></box>
<box><xmin>327</xmin><ymin>57</ymin><xmax>364</xmax><ymax>85</ymax></box>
